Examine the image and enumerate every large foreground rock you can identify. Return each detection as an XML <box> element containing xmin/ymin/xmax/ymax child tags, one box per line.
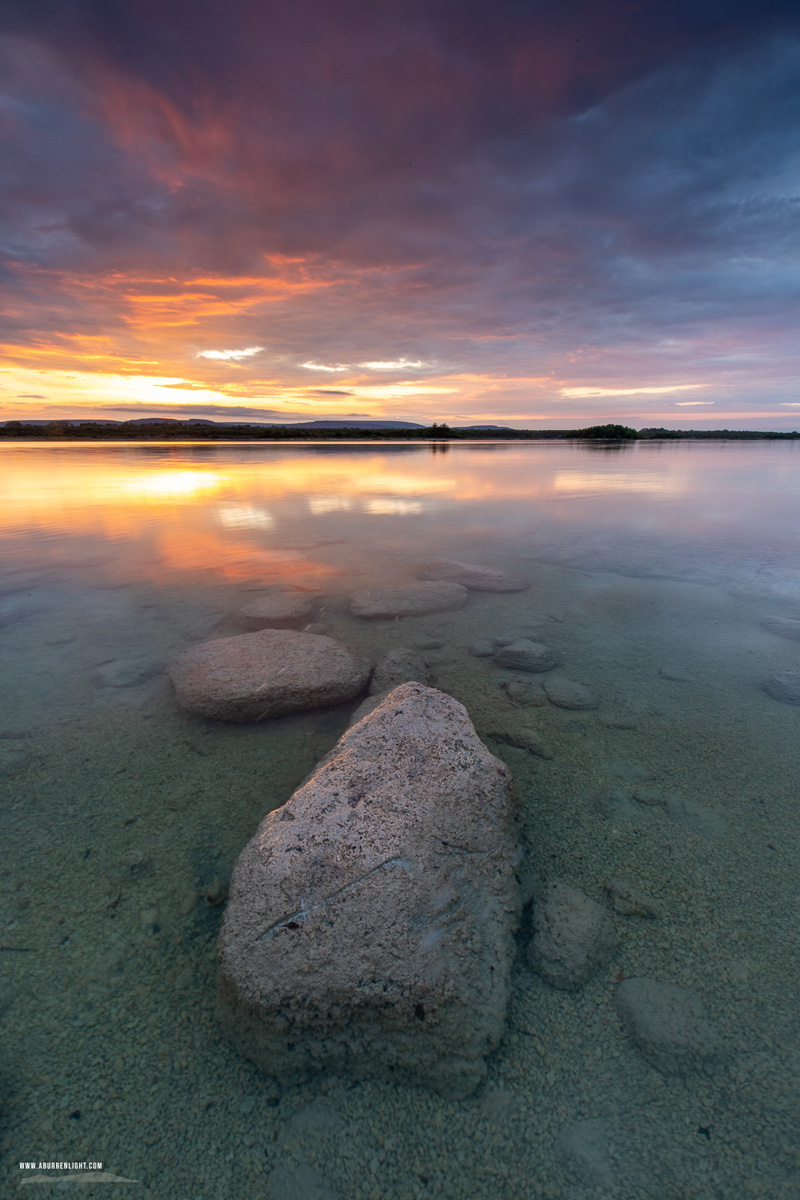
<box><xmin>217</xmin><ymin>682</ymin><xmax>521</xmax><ymax>1097</ymax></box>
<box><xmin>169</xmin><ymin>630</ymin><xmax>369</xmax><ymax>721</ymax></box>
<box><xmin>349</xmin><ymin>581</ymin><xmax>467</xmax><ymax>619</ymax></box>
<box><xmin>418</xmin><ymin>559</ymin><xmax>529</xmax><ymax>592</ymax></box>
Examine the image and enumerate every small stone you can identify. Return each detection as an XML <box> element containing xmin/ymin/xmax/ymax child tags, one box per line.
<box><xmin>502</xmin><ymin>679</ymin><xmax>548</xmax><ymax>707</ymax></box>
<box><xmin>494</xmin><ymin>640</ymin><xmax>558</xmax><ymax>673</ymax></box>
<box><xmin>418</xmin><ymin>559</ymin><xmax>529</xmax><ymax>592</ymax></box>
<box><xmin>236</xmin><ymin>592</ymin><xmax>316</xmax><ymax>631</ymax></box>
<box><xmin>604</xmin><ymin>879</ymin><xmax>663</xmax><ymax>918</ymax></box>
<box><xmin>468</xmin><ymin>640</ymin><xmax>496</xmax><ymax>658</ymax></box>
<box><xmin>556</xmin><ymin>1118</ymin><xmax>613</xmax><ymax>1187</ymax></box>
<box><xmin>350</xmin><ymin>582</ymin><xmax>468</xmax><ymax>619</ymax></box>
<box><xmin>528</xmin><ymin>881</ymin><xmax>619</xmax><ymax>990</ymax></box>
<box><xmin>614</xmin><ymin>977</ymin><xmax>720</xmax><ymax>1073</ymax></box>
<box><xmin>544</xmin><ymin>676</ymin><xmax>598</xmax><ymax>710</ymax></box>
<box><xmin>763</xmin><ymin>670</ymin><xmax>800</xmax><ymax>705</ymax></box>
<box><xmin>762</xmin><ymin>615</ymin><xmax>800</xmax><ymax>641</ymax></box>
<box><xmin>491</xmin><ymin>725</ymin><xmax>554</xmax><ymax>760</ymax></box>
<box><xmin>180</xmin><ymin>889</ymin><xmax>201</xmax><ymax>916</ymax></box>
<box><xmin>634</xmin><ymin>786</ymin><xmax>667</xmax><ymax>807</ymax></box>
<box><xmin>91</xmin><ymin>658</ymin><xmax>163</xmax><ymax>688</ymax></box>
<box><xmin>369</xmin><ymin>648</ymin><xmax>429</xmax><ymax>696</ymax></box>
<box><xmin>205</xmin><ymin>876</ymin><xmax>228</xmax><ymax>907</ymax></box>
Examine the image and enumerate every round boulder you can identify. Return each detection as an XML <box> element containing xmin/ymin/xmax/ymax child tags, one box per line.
<box><xmin>169</xmin><ymin>630</ymin><xmax>370</xmax><ymax>722</ymax></box>
<box><xmin>545</xmin><ymin>675</ymin><xmax>599</xmax><ymax>710</ymax></box>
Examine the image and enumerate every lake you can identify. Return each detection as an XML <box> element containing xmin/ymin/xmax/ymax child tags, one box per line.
<box><xmin>2</xmin><ymin>439</ymin><xmax>799</xmax><ymax>1199</ymax></box>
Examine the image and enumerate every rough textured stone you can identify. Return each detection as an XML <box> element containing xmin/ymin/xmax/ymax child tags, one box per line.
<box><xmin>528</xmin><ymin>881</ymin><xmax>618</xmax><ymax>990</ymax></box>
<box><xmin>217</xmin><ymin>682</ymin><xmax>521</xmax><ymax>1097</ymax></box>
<box><xmin>349</xmin><ymin>582</ymin><xmax>468</xmax><ymax>619</ymax></box>
<box><xmin>614</xmin><ymin>977</ymin><xmax>720</xmax><ymax>1073</ymax></box>
<box><xmin>235</xmin><ymin>592</ymin><xmax>316</xmax><ymax>631</ymax></box>
<box><xmin>544</xmin><ymin>675</ymin><xmax>599</xmax><ymax>710</ymax></box>
<box><xmin>763</xmin><ymin>670</ymin><xmax>800</xmax><ymax>705</ymax></box>
<box><xmin>368</xmin><ymin>647</ymin><xmax>429</xmax><ymax>696</ymax></box>
<box><xmin>169</xmin><ymin>630</ymin><xmax>369</xmax><ymax>722</ymax></box>
<box><xmin>762</xmin><ymin>615</ymin><xmax>800</xmax><ymax>641</ymax></box>
<box><xmin>556</xmin><ymin>1118</ymin><xmax>613</xmax><ymax>1188</ymax></box>
<box><xmin>494</xmin><ymin>639</ymin><xmax>558</xmax><ymax>673</ymax></box>
<box><xmin>418</xmin><ymin>558</ymin><xmax>529</xmax><ymax>592</ymax></box>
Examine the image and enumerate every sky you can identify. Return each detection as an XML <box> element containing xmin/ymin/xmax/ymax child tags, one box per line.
<box><xmin>1</xmin><ymin>0</ymin><xmax>799</xmax><ymax>429</ymax></box>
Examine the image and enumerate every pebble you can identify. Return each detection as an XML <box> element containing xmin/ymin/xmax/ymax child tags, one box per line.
<box><xmin>528</xmin><ymin>880</ymin><xmax>619</xmax><ymax>990</ymax></box>
<box><xmin>468</xmin><ymin>640</ymin><xmax>496</xmax><ymax>658</ymax></box>
<box><xmin>604</xmin><ymin>878</ymin><xmax>663</xmax><ymax>918</ymax></box>
<box><xmin>235</xmin><ymin>592</ymin><xmax>317</xmax><ymax>630</ymax></box>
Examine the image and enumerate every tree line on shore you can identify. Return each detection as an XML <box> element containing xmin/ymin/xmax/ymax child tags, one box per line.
<box><xmin>1</xmin><ymin>420</ymin><xmax>797</xmax><ymax>441</ymax></box>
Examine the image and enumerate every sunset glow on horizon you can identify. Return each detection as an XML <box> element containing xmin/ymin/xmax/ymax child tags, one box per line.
<box><xmin>1</xmin><ymin>2</ymin><xmax>799</xmax><ymax>430</ymax></box>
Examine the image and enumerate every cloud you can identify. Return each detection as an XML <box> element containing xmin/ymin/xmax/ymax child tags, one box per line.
<box><xmin>301</xmin><ymin>362</ymin><xmax>348</xmax><ymax>372</ymax></box>
<box><xmin>358</xmin><ymin>359</ymin><xmax>428</xmax><ymax>370</ymax></box>
<box><xmin>562</xmin><ymin>385</ymin><xmax>706</xmax><ymax>398</ymax></box>
<box><xmin>196</xmin><ymin>346</ymin><xmax>264</xmax><ymax>360</ymax></box>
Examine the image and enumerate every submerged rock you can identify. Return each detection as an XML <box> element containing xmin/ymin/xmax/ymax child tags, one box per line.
<box><xmin>528</xmin><ymin>881</ymin><xmax>618</xmax><ymax>990</ymax></box>
<box><xmin>169</xmin><ymin>629</ymin><xmax>369</xmax><ymax>721</ymax></box>
<box><xmin>217</xmin><ymin>682</ymin><xmax>521</xmax><ymax>1097</ymax></box>
<box><xmin>350</xmin><ymin>581</ymin><xmax>467</xmax><ymax>619</ymax></box>
<box><xmin>91</xmin><ymin>657</ymin><xmax>163</xmax><ymax>688</ymax></box>
<box><xmin>490</xmin><ymin>724</ymin><xmax>554</xmax><ymax>760</ymax></box>
<box><xmin>762</xmin><ymin>615</ymin><xmax>800</xmax><ymax>641</ymax></box>
<box><xmin>544</xmin><ymin>675</ymin><xmax>599</xmax><ymax>710</ymax></box>
<box><xmin>493</xmin><ymin>639</ymin><xmax>558</xmax><ymax>673</ymax></box>
<box><xmin>235</xmin><ymin>592</ymin><xmax>316</xmax><ymax>630</ymax></box>
<box><xmin>368</xmin><ymin>647</ymin><xmax>429</xmax><ymax>695</ymax></box>
<box><xmin>762</xmin><ymin>670</ymin><xmax>800</xmax><ymax>705</ymax></box>
<box><xmin>556</xmin><ymin>1118</ymin><xmax>613</xmax><ymax>1188</ymax></box>
<box><xmin>502</xmin><ymin>678</ymin><xmax>548</xmax><ymax>707</ymax></box>
<box><xmin>418</xmin><ymin>558</ymin><xmax>529</xmax><ymax>592</ymax></box>
<box><xmin>614</xmin><ymin>977</ymin><xmax>720</xmax><ymax>1073</ymax></box>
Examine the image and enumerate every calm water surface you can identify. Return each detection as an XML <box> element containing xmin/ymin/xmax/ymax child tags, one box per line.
<box><xmin>1</xmin><ymin>440</ymin><xmax>799</xmax><ymax>1199</ymax></box>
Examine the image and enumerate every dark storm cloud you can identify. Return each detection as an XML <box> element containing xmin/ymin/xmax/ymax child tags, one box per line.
<box><xmin>1</xmin><ymin>0</ymin><xmax>799</xmax><ymax>416</ymax></box>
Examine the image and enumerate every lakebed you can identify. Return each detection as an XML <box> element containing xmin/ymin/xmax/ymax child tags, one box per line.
<box><xmin>1</xmin><ymin>439</ymin><xmax>799</xmax><ymax>1199</ymax></box>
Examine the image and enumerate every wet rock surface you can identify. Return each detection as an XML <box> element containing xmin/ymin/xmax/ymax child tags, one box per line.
<box><xmin>493</xmin><ymin>639</ymin><xmax>558</xmax><ymax>673</ymax></box>
<box><xmin>217</xmin><ymin>682</ymin><xmax>521</xmax><ymax>1098</ymax></box>
<box><xmin>169</xmin><ymin>630</ymin><xmax>369</xmax><ymax>721</ymax></box>
<box><xmin>527</xmin><ymin>881</ymin><xmax>618</xmax><ymax>990</ymax></box>
<box><xmin>418</xmin><ymin>558</ymin><xmax>529</xmax><ymax>592</ymax></box>
<box><xmin>614</xmin><ymin>977</ymin><xmax>721</xmax><ymax>1073</ymax></box>
<box><xmin>349</xmin><ymin>581</ymin><xmax>468</xmax><ymax>619</ymax></box>
<box><xmin>235</xmin><ymin>592</ymin><xmax>316</xmax><ymax>630</ymax></box>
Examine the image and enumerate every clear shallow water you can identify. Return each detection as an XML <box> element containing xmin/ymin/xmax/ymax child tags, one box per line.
<box><xmin>1</xmin><ymin>439</ymin><xmax>799</xmax><ymax>1199</ymax></box>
